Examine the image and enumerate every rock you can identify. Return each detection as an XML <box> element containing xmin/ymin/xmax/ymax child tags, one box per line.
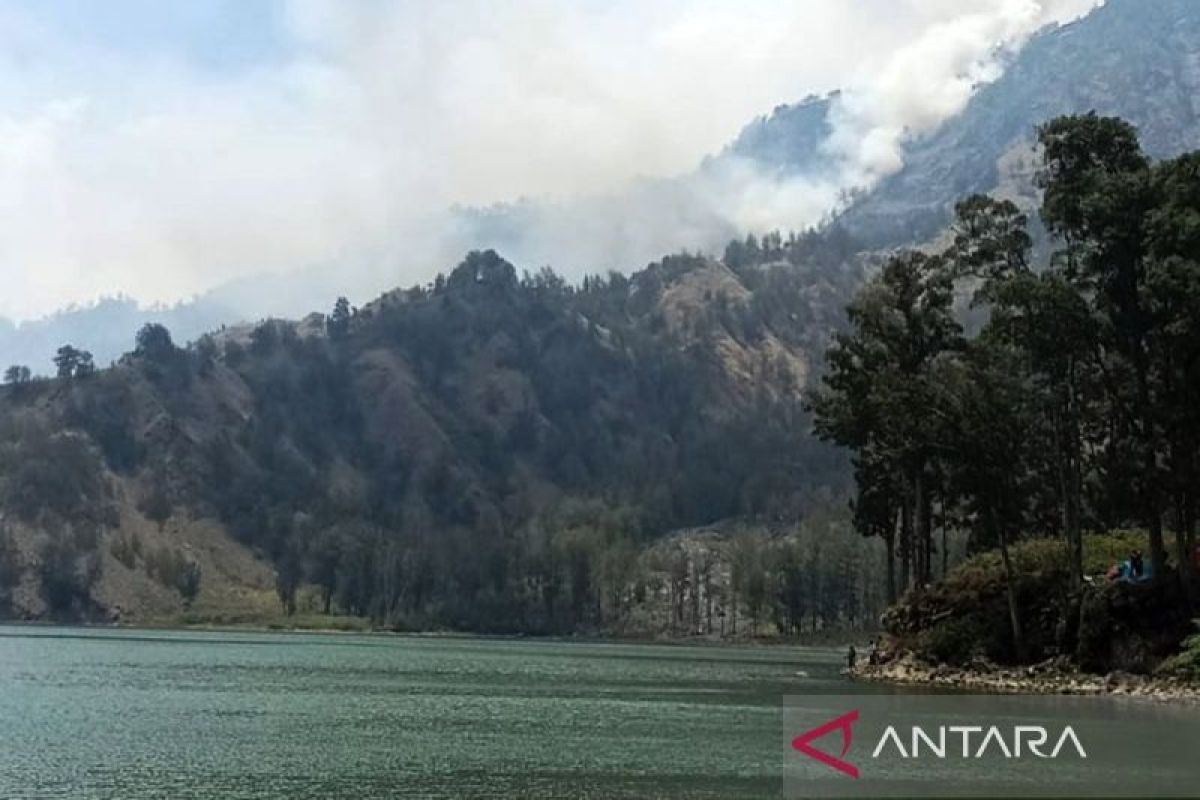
<box><xmin>857</xmin><ymin>654</ymin><xmax>1200</xmax><ymax>704</ymax></box>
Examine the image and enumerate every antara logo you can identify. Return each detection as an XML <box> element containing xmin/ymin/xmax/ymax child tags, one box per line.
<box><xmin>792</xmin><ymin>711</ymin><xmax>1087</xmax><ymax>779</ymax></box>
<box><xmin>792</xmin><ymin>710</ymin><xmax>861</xmax><ymax>778</ymax></box>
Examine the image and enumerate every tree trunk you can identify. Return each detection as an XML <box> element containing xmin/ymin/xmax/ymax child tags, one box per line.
<box><xmin>705</xmin><ymin>576</ymin><xmax>713</xmax><ymax>634</ymax></box>
<box><xmin>1051</xmin><ymin>383</ymin><xmax>1089</xmax><ymax>592</ymax></box>
<box><xmin>992</xmin><ymin>505</ymin><xmax>1026</xmax><ymax>663</ymax></box>
<box><xmin>1134</xmin><ymin>348</ymin><xmax>1167</xmax><ymax>578</ymax></box>
<box><xmin>1148</xmin><ymin>510</ymin><xmax>1166</xmax><ymax>582</ymax></box>
<box><xmin>900</xmin><ymin>493</ymin><xmax>913</xmax><ymax>594</ymax></box>
<box><xmin>912</xmin><ymin>470</ymin><xmax>924</xmax><ymax>589</ymax></box>
<box><xmin>1175</xmin><ymin>494</ymin><xmax>1194</xmax><ymax>611</ymax></box>
<box><xmin>884</xmin><ymin>525</ymin><xmax>897</xmax><ymax>606</ymax></box>
<box><xmin>915</xmin><ymin>469</ymin><xmax>933</xmax><ymax>587</ymax></box>
<box><xmin>939</xmin><ymin>495</ymin><xmax>948</xmax><ymax>580</ymax></box>
<box><xmin>1066</xmin><ymin>358</ymin><xmax>1084</xmax><ymax>588</ymax></box>
<box><xmin>1186</xmin><ymin>502</ymin><xmax>1197</xmax><ymax>595</ymax></box>
<box><xmin>1187</xmin><ymin>501</ymin><xmax>1197</xmax><ymax>560</ymax></box>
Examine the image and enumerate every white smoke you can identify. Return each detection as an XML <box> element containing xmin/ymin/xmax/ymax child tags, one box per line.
<box><xmin>449</xmin><ymin>0</ymin><xmax>1103</xmax><ymax>274</ymax></box>
<box><xmin>0</xmin><ymin>0</ymin><xmax>1102</xmax><ymax>322</ymax></box>
<box><xmin>823</xmin><ymin>0</ymin><xmax>1095</xmax><ymax>190</ymax></box>
<box><xmin>713</xmin><ymin>0</ymin><xmax>1104</xmax><ymax>236</ymax></box>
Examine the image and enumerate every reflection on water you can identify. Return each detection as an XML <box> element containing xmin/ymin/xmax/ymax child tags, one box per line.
<box><xmin>0</xmin><ymin>626</ymin><xmax>872</xmax><ymax>799</ymax></box>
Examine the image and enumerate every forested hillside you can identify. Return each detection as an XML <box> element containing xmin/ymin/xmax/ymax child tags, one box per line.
<box><xmin>0</xmin><ymin>243</ymin><xmax>877</xmax><ymax>631</ymax></box>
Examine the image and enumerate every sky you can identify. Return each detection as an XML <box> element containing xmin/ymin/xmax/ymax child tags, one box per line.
<box><xmin>0</xmin><ymin>0</ymin><xmax>1101</xmax><ymax>321</ymax></box>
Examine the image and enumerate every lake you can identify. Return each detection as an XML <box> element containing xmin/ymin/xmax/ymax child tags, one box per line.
<box><xmin>0</xmin><ymin>625</ymin><xmax>869</xmax><ymax>799</ymax></box>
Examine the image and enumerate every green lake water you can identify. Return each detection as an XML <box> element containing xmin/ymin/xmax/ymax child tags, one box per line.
<box><xmin>0</xmin><ymin>625</ymin><xmax>872</xmax><ymax>799</ymax></box>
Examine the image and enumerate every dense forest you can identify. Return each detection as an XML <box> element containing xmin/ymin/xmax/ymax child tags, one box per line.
<box><xmin>811</xmin><ymin>114</ymin><xmax>1200</xmax><ymax>668</ymax></box>
<box><xmin>0</xmin><ymin>230</ymin><xmax>888</xmax><ymax>633</ymax></box>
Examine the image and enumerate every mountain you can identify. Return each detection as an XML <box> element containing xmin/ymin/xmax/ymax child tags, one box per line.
<box><xmin>835</xmin><ymin>0</ymin><xmax>1200</xmax><ymax>247</ymax></box>
<box><xmin>3</xmin><ymin>0</ymin><xmax>1200</xmax><ymax>633</ymax></box>
<box><xmin>0</xmin><ymin>248</ymin><xmax>860</xmax><ymax>628</ymax></box>
<box><xmin>0</xmin><ymin>297</ymin><xmax>235</xmax><ymax>377</ymax></box>
<box><xmin>0</xmin><ymin>263</ymin><xmax>361</xmax><ymax>376</ymax></box>
<box><xmin>7</xmin><ymin>0</ymin><xmax>1200</xmax><ymax>376</ymax></box>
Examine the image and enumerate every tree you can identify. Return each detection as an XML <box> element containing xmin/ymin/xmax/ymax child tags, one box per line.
<box><xmin>38</xmin><ymin>526</ymin><xmax>100</xmax><ymax>618</ymax></box>
<box><xmin>987</xmin><ymin>273</ymin><xmax>1096</xmax><ymax>585</ymax></box>
<box><xmin>327</xmin><ymin>296</ymin><xmax>352</xmax><ymax>340</ymax></box>
<box><xmin>180</xmin><ymin>561</ymin><xmax>202</xmax><ymax>607</ymax></box>
<box><xmin>1037</xmin><ymin>114</ymin><xmax>1167</xmax><ymax>577</ymax></box>
<box><xmin>275</xmin><ymin>545</ymin><xmax>301</xmax><ymax>616</ymax></box>
<box><xmin>250</xmin><ymin>321</ymin><xmax>279</xmax><ymax>356</ymax></box>
<box><xmin>74</xmin><ymin>351</ymin><xmax>95</xmax><ymax>378</ymax></box>
<box><xmin>306</xmin><ymin>526</ymin><xmax>344</xmax><ymax>615</ymax></box>
<box><xmin>808</xmin><ymin>250</ymin><xmax>962</xmax><ymax>593</ymax></box>
<box><xmin>1145</xmin><ymin>151</ymin><xmax>1200</xmax><ymax>595</ymax></box>
<box><xmin>194</xmin><ymin>334</ymin><xmax>218</xmax><ymax>372</ymax></box>
<box><xmin>0</xmin><ymin>526</ymin><xmax>21</xmax><ymax>613</ymax></box>
<box><xmin>949</xmin><ymin>194</ymin><xmax>1095</xmax><ymax>587</ymax></box>
<box><xmin>731</xmin><ymin>534</ymin><xmax>766</xmax><ymax>635</ymax></box>
<box><xmin>53</xmin><ymin>345</ymin><xmax>92</xmax><ymax>379</ymax></box>
<box><xmin>932</xmin><ymin>342</ymin><xmax>1039</xmax><ymax>660</ymax></box>
<box><xmin>849</xmin><ymin>452</ymin><xmax>902</xmax><ymax>603</ymax></box>
<box><xmin>949</xmin><ymin>194</ymin><xmax>1031</xmax><ymax>285</ymax></box>
<box><xmin>4</xmin><ymin>365</ymin><xmax>30</xmax><ymax>386</ymax></box>
<box><xmin>139</xmin><ymin>478</ymin><xmax>172</xmax><ymax>531</ymax></box>
<box><xmin>135</xmin><ymin>323</ymin><xmax>177</xmax><ymax>361</ymax></box>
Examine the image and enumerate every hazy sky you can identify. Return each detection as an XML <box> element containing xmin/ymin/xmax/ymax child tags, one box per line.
<box><xmin>0</xmin><ymin>0</ymin><xmax>1099</xmax><ymax>320</ymax></box>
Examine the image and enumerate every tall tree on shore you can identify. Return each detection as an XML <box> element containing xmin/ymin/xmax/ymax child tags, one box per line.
<box><xmin>1145</xmin><ymin>151</ymin><xmax>1200</xmax><ymax>597</ymax></box>
<box><xmin>809</xmin><ymin>250</ymin><xmax>962</xmax><ymax>594</ymax></box>
<box><xmin>949</xmin><ymin>194</ymin><xmax>1097</xmax><ymax>586</ymax></box>
<box><xmin>933</xmin><ymin>335</ymin><xmax>1044</xmax><ymax>660</ymax></box>
<box><xmin>1036</xmin><ymin>114</ymin><xmax>1167</xmax><ymax>577</ymax></box>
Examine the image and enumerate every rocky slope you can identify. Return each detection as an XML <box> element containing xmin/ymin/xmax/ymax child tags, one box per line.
<box><xmin>836</xmin><ymin>0</ymin><xmax>1200</xmax><ymax>247</ymax></box>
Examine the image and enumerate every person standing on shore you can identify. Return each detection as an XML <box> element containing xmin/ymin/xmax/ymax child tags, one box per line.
<box><xmin>1130</xmin><ymin>550</ymin><xmax>1144</xmax><ymax>579</ymax></box>
<box><xmin>847</xmin><ymin>645</ymin><xmax>857</xmax><ymax>670</ymax></box>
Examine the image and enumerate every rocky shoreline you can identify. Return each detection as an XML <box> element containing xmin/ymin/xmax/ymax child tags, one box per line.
<box><xmin>852</xmin><ymin>652</ymin><xmax>1200</xmax><ymax>703</ymax></box>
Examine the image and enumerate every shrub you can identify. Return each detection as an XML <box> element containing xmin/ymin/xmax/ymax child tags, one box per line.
<box><xmin>38</xmin><ymin>526</ymin><xmax>101</xmax><ymax>618</ymax></box>
<box><xmin>146</xmin><ymin>544</ymin><xmax>200</xmax><ymax>603</ymax></box>
<box><xmin>110</xmin><ymin>533</ymin><xmax>142</xmax><ymax>569</ymax></box>
<box><xmin>1157</xmin><ymin>624</ymin><xmax>1200</xmax><ymax>680</ymax></box>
